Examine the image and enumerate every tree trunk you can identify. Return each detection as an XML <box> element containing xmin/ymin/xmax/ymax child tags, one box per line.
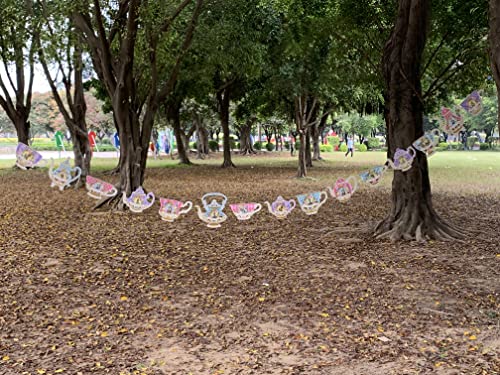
<box><xmin>312</xmin><ymin>122</ymin><xmax>321</xmax><ymax>160</ymax></box>
<box><xmin>489</xmin><ymin>0</ymin><xmax>500</xmax><ymax>136</ymax></box>
<box><xmin>305</xmin><ymin>127</ymin><xmax>312</xmax><ymax>167</ymax></box>
<box><xmin>14</xmin><ymin>117</ymin><xmax>30</xmax><ymax>145</ymax></box>
<box><xmin>169</xmin><ymin>102</ymin><xmax>191</xmax><ymax>165</ymax></box>
<box><xmin>377</xmin><ymin>0</ymin><xmax>463</xmax><ymax>242</ymax></box>
<box><xmin>239</xmin><ymin>118</ymin><xmax>256</xmax><ymax>155</ymax></box>
<box><xmin>297</xmin><ymin>131</ymin><xmax>307</xmax><ymax>178</ymax></box>
<box><xmin>217</xmin><ymin>87</ymin><xmax>235</xmax><ymax>168</ymax></box>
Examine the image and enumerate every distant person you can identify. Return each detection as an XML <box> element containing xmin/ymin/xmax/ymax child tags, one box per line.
<box><xmin>345</xmin><ymin>136</ymin><xmax>354</xmax><ymax>157</ymax></box>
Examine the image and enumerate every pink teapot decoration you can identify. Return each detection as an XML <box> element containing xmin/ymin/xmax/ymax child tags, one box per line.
<box><xmin>328</xmin><ymin>177</ymin><xmax>358</xmax><ymax>202</ymax></box>
<box><xmin>230</xmin><ymin>202</ymin><xmax>262</xmax><ymax>221</ymax></box>
<box><xmin>159</xmin><ymin>198</ymin><xmax>193</xmax><ymax>222</ymax></box>
<box><xmin>122</xmin><ymin>187</ymin><xmax>155</xmax><ymax>213</ymax></box>
<box><xmin>387</xmin><ymin>147</ymin><xmax>416</xmax><ymax>172</ymax></box>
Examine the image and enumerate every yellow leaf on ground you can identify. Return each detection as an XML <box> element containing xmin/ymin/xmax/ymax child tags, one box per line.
<box><xmin>2</xmin><ymin>355</ymin><xmax>9</xmax><ymax>361</ymax></box>
<box><xmin>120</xmin><ymin>296</ymin><xmax>128</xmax><ymax>301</ymax></box>
<box><xmin>101</xmin><ymin>331</ymin><xmax>108</xmax><ymax>337</ymax></box>
<box><xmin>469</xmin><ymin>335</ymin><xmax>477</xmax><ymax>340</ymax></box>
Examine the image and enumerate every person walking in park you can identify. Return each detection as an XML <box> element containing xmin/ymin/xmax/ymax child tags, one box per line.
<box><xmin>345</xmin><ymin>136</ymin><xmax>354</xmax><ymax>157</ymax></box>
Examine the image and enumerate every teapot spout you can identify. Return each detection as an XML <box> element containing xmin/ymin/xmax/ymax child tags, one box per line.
<box><xmin>195</xmin><ymin>205</ymin><xmax>203</xmax><ymax>219</ymax></box>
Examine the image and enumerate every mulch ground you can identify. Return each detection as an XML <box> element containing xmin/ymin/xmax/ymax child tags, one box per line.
<box><xmin>0</xmin><ymin>160</ymin><xmax>498</xmax><ymax>375</ymax></box>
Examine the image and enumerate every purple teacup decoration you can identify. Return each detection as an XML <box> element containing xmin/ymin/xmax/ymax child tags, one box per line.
<box><xmin>412</xmin><ymin>129</ymin><xmax>440</xmax><ymax>157</ymax></box>
<box><xmin>460</xmin><ymin>90</ymin><xmax>483</xmax><ymax>116</ymax></box>
<box><xmin>230</xmin><ymin>202</ymin><xmax>262</xmax><ymax>221</ymax></box>
<box><xmin>387</xmin><ymin>147</ymin><xmax>416</xmax><ymax>172</ymax></box>
<box><xmin>159</xmin><ymin>198</ymin><xmax>193</xmax><ymax>222</ymax></box>
<box><xmin>48</xmin><ymin>158</ymin><xmax>81</xmax><ymax>191</ymax></box>
<box><xmin>296</xmin><ymin>191</ymin><xmax>327</xmax><ymax>215</ymax></box>
<box><xmin>16</xmin><ymin>143</ymin><xmax>44</xmax><ymax>170</ymax></box>
<box><xmin>122</xmin><ymin>187</ymin><xmax>155</xmax><ymax>213</ymax></box>
<box><xmin>328</xmin><ymin>177</ymin><xmax>358</xmax><ymax>202</ymax></box>
<box><xmin>86</xmin><ymin>175</ymin><xmax>118</xmax><ymax>199</ymax></box>
<box><xmin>360</xmin><ymin>166</ymin><xmax>387</xmax><ymax>186</ymax></box>
<box><xmin>264</xmin><ymin>196</ymin><xmax>296</xmax><ymax>219</ymax></box>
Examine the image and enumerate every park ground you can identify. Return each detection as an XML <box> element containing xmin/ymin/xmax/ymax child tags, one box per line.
<box><xmin>0</xmin><ymin>151</ymin><xmax>499</xmax><ymax>375</ymax></box>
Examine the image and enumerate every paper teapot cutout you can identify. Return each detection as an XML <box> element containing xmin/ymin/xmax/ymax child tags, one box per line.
<box><xmin>122</xmin><ymin>187</ymin><xmax>155</xmax><ymax>213</ymax></box>
<box><xmin>387</xmin><ymin>147</ymin><xmax>416</xmax><ymax>172</ymax></box>
<box><xmin>360</xmin><ymin>165</ymin><xmax>387</xmax><ymax>186</ymax></box>
<box><xmin>48</xmin><ymin>158</ymin><xmax>81</xmax><ymax>191</ymax></box>
<box><xmin>16</xmin><ymin>143</ymin><xmax>45</xmax><ymax>170</ymax></box>
<box><xmin>265</xmin><ymin>196</ymin><xmax>296</xmax><ymax>219</ymax></box>
<box><xmin>296</xmin><ymin>191</ymin><xmax>327</xmax><ymax>215</ymax></box>
<box><xmin>196</xmin><ymin>193</ymin><xmax>227</xmax><ymax>228</ymax></box>
<box><xmin>328</xmin><ymin>177</ymin><xmax>358</xmax><ymax>202</ymax></box>
<box><xmin>440</xmin><ymin>107</ymin><xmax>464</xmax><ymax>135</ymax></box>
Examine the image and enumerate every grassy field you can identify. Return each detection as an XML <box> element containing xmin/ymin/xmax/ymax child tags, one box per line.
<box><xmin>2</xmin><ymin>150</ymin><xmax>499</xmax><ymax>195</ymax></box>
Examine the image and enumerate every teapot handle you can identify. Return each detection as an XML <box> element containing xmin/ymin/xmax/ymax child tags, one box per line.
<box><xmin>146</xmin><ymin>192</ymin><xmax>155</xmax><ymax>204</ymax></box>
<box><xmin>288</xmin><ymin>199</ymin><xmax>296</xmax><ymax>210</ymax></box>
<box><xmin>180</xmin><ymin>201</ymin><xmax>193</xmax><ymax>214</ymax></box>
<box><xmin>201</xmin><ymin>192</ymin><xmax>227</xmax><ymax>206</ymax></box>
<box><xmin>254</xmin><ymin>203</ymin><xmax>262</xmax><ymax>213</ymax></box>
<box><xmin>386</xmin><ymin>159</ymin><xmax>395</xmax><ymax>169</ymax></box>
<box><xmin>69</xmin><ymin>166</ymin><xmax>82</xmax><ymax>185</ymax></box>
<box><xmin>408</xmin><ymin>147</ymin><xmax>416</xmax><ymax>158</ymax></box>
<box><xmin>431</xmin><ymin>129</ymin><xmax>441</xmax><ymax>138</ymax></box>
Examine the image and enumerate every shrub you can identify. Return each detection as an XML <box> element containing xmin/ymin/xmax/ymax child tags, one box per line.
<box><xmin>480</xmin><ymin>143</ymin><xmax>490</xmax><ymax>150</ymax></box>
<box><xmin>467</xmin><ymin>136</ymin><xmax>478</xmax><ymax>148</ymax></box>
<box><xmin>357</xmin><ymin>144</ymin><xmax>367</xmax><ymax>152</ymax></box>
<box><xmin>367</xmin><ymin>137</ymin><xmax>380</xmax><ymax>150</ymax></box>
<box><xmin>339</xmin><ymin>144</ymin><xmax>348</xmax><ymax>152</ymax></box>
<box><xmin>208</xmin><ymin>140</ymin><xmax>219</xmax><ymax>152</ymax></box>
<box><xmin>320</xmin><ymin>144</ymin><xmax>333</xmax><ymax>152</ymax></box>
<box><xmin>230</xmin><ymin>140</ymin><xmax>237</xmax><ymax>150</ymax></box>
<box><xmin>265</xmin><ymin>142</ymin><xmax>275</xmax><ymax>151</ymax></box>
<box><xmin>284</xmin><ymin>141</ymin><xmax>290</xmax><ymax>150</ymax></box>
<box><xmin>191</xmin><ymin>142</ymin><xmax>197</xmax><ymax>150</ymax></box>
<box><xmin>327</xmin><ymin>136</ymin><xmax>340</xmax><ymax>147</ymax></box>
<box><xmin>295</xmin><ymin>141</ymin><xmax>301</xmax><ymax>150</ymax></box>
<box><xmin>253</xmin><ymin>141</ymin><xmax>262</xmax><ymax>150</ymax></box>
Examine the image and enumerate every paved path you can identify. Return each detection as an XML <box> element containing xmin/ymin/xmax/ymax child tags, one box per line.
<box><xmin>0</xmin><ymin>151</ymin><xmax>120</xmax><ymax>160</ymax></box>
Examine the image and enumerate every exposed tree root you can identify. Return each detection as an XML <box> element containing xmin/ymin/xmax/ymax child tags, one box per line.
<box><xmin>375</xmin><ymin>209</ymin><xmax>466</xmax><ymax>243</ymax></box>
<box><xmin>103</xmin><ymin>166</ymin><xmax>121</xmax><ymax>176</ymax></box>
<box><xmin>221</xmin><ymin>160</ymin><xmax>236</xmax><ymax>168</ymax></box>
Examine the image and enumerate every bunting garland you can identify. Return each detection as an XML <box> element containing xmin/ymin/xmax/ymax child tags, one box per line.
<box><xmin>14</xmin><ymin>90</ymin><xmax>484</xmax><ymax>228</ymax></box>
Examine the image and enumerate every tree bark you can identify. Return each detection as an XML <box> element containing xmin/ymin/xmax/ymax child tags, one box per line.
<box><xmin>377</xmin><ymin>0</ymin><xmax>464</xmax><ymax>242</ymax></box>
<box><xmin>489</xmin><ymin>0</ymin><xmax>500</xmax><ymax>136</ymax></box>
<box><xmin>217</xmin><ymin>86</ymin><xmax>235</xmax><ymax>167</ymax></box>
<box><xmin>305</xmin><ymin>128</ymin><xmax>312</xmax><ymax>167</ymax></box>
<box><xmin>239</xmin><ymin>117</ymin><xmax>256</xmax><ymax>155</ymax></box>
<box><xmin>168</xmin><ymin>101</ymin><xmax>191</xmax><ymax>165</ymax></box>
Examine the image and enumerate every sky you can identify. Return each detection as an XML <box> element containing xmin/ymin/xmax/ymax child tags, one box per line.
<box><xmin>0</xmin><ymin>63</ymin><xmax>53</xmax><ymax>96</ymax></box>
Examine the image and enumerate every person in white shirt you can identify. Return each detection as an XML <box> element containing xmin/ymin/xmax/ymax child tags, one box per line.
<box><xmin>345</xmin><ymin>136</ymin><xmax>354</xmax><ymax>157</ymax></box>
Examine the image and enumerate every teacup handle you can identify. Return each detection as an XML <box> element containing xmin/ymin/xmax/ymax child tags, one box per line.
<box><xmin>319</xmin><ymin>191</ymin><xmax>328</xmax><ymax>205</ymax></box>
<box><xmin>254</xmin><ymin>203</ymin><xmax>262</xmax><ymax>213</ymax></box>
<box><xmin>431</xmin><ymin>129</ymin><xmax>440</xmax><ymax>138</ymax></box>
<box><xmin>288</xmin><ymin>199</ymin><xmax>296</xmax><ymax>210</ymax></box>
<box><xmin>347</xmin><ymin>176</ymin><xmax>358</xmax><ymax>193</ymax></box>
<box><xmin>180</xmin><ymin>201</ymin><xmax>193</xmax><ymax>214</ymax></box>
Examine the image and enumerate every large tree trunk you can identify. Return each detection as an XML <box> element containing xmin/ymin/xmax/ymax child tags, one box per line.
<box><xmin>239</xmin><ymin>117</ymin><xmax>256</xmax><ymax>155</ymax></box>
<box><xmin>376</xmin><ymin>0</ymin><xmax>463</xmax><ymax>242</ymax></box>
<box><xmin>297</xmin><ymin>131</ymin><xmax>307</xmax><ymax>178</ymax></box>
<box><xmin>312</xmin><ymin>123</ymin><xmax>321</xmax><ymax>161</ymax></box>
<box><xmin>489</xmin><ymin>0</ymin><xmax>500</xmax><ymax>136</ymax></box>
<box><xmin>168</xmin><ymin>102</ymin><xmax>191</xmax><ymax>165</ymax></box>
<box><xmin>217</xmin><ymin>87</ymin><xmax>235</xmax><ymax>168</ymax></box>
<box><xmin>14</xmin><ymin>116</ymin><xmax>30</xmax><ymax>145</ymax></box>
